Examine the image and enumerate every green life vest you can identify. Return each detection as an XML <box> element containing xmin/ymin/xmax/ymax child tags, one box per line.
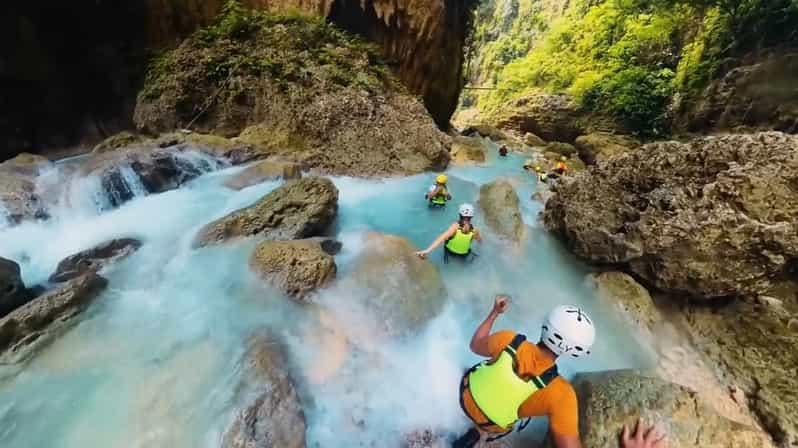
<box><xmin>445</xmin><ymin>225</ymin><xmax>474</xmax><ymax>255</ymax></box>
<box><xmin>468</xmin><ymin>334</ymin><xmax>559</xmax><ymax>429</ymax></box>
<box><xmin>431</xmin><ymin>186</ymin><xmax>449</xmax><ymax>205</ymax></box>
<box><xmin>538</xmin><ymin>173</ymin><xmax>547</xmax><ymax>183</ymax></box>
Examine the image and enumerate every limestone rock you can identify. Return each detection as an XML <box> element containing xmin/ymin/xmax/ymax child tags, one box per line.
<box><xmin>92</xmin><ymin>131</ymin><xmax>150</xmax><ymax>154</ymax></box>
<box><xmin>0</xmin><ymin>273</ymin><xmax>108</xmax><ymax>364</ymax></box>
<box><xmin>588</xmin><ymin>272</ymin><xmax>660</xmax><ymax>332</ymax></box>
<box><xmin>133</xmin><ymin>16</ymin><xmax>451</xmax><ymax>177</ymax></box>
<box><xmin>479</xmin><ymin>180</ymin><xmax>524</xmax><ymax>242</ymax></box>
<box><xmin>683</xmin><ymin>53</ymin><xmax>798</xmax><ymax>134</ymax></box>
<box><xmin>574</xmin><ymin>132</ymin><xmax>638</xmax><ymax>165</ymax></box>
<box><xmin>0</xmin><ymin>153</ymin><xmax>52</xmax><ymax>177</ymax></box>
<box><xmin>402</xmin><ymin>429</ymin><xmax>446</xmax><ymax>448</ymax></box>
<box><xmin>249</xmin><ymin>239</ymin><xmax>338</xmax><ymax>301</ymax></box>
<box><xmin>0</xmin><ymin>172</ymin><xmax>48</xmax><ymax>225</ymax></box>
<box><xmin>194</xmin><ymin>177</ymin><xmax>338</xmax><ymax>247</ymax></box>
<box><xmin>545</xmin><ymin>141</ymin><xmax>578</xmax><ymax>157</ymax></box>
<box><xmin>222</xmin><ymin>333</ymin><xmax>305</xmax><ymax>448</ymax></box>
<box><xmin>461</xmin><ymin>124</ymin><xmax>508</xmax><ymax>141</ymax></box>
<box><xmin>344</xmin><ymin>233</ymin><xmax>446</xmax><ymax>335</ymax></box>
<box><xmin>225</xmin><ymin>159</ymin><xmax>303</xmax><ymax>190</ymax></box>
<box><xmin>0</xmin><ymin>257</ymin><xmax>29</xmax><ymax>318</ymax></box>
<box><xmin>681</xmin><ymin>300</ymin><xmax>798</xmax><ymax>446</ymax></box>
<box><xmin>450</xmin><ymin>136</ymin><xmax>487</xmax><ymax>164</ymax></box>
<box><xmin>524</xmin><ymin>132</ymin><xmax>546</xmax><ymax>147</ymax></box>
<box><xmin>49</xmin><ymin>238</ymin><xmax>142</xmax><ymax>283</ymax></box>
<box><xmin>544</xmin><ymin>132</ymin><xmax>798</xmax><ymax>299</ymax></box>
<box><xmin>567</xmin><ymin>370</ymin><xmax>773</xmax><ymax>448</ymax></box>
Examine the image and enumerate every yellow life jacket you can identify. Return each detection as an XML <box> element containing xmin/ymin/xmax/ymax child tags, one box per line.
<box><xmin>467</xmin><ymin>334</ymin><xmax>559</xmax><ymax>429</ymax></box>
<box><xmin>430</xmin><ymin>185</ymin><xmax>449</xmax><ymax>205</ymax></box>
<box><xmin>445</xmin><ymin>224</ymin><xmax>474</xmax><ymax>255</ymax></box>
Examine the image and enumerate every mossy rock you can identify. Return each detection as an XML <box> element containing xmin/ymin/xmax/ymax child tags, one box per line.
<box><xmin>92</xmin><ymin>132</ymin><xmax>150</xmax><ymax>154</ymax></box>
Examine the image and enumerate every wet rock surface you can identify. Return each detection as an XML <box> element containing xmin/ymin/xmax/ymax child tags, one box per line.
<box><xmin>49</xmin><ymin>238</ymin><xmax>142</xmax><ymax>283</ymax></box>
<box><xmin>249</xmin><ymin>239</ymin><xmax>338</xmax><ymax>301</ymax></box>
<box><xmin>344</xmin><ymin>233</ymin><xmax>446</xmax><ymax>335</ymax></box>
<box><xmin>222</xmin><ymin>333</ymin><xmax>306</xmax><ymax>448</ymax></box>
<box><xmin>568</xmin><ymin>370</ymin><xmax>774</xmax><ymax>448</ymax></box>
<box><xmin>194</xmin><ymin>177</ymin><xmax>338</xmax><ymax>248</ymax></box>
<box><xmin>479</xmin><ymin>179</ymin><xmax>524</xmax><ymax>242</ymax></box>
<box><xmin>545</xmin><ymin>132</ymin><xmax>798</xmax><ymax>299</ymax></box>
<box><xmin>0</xmin><ymin>273</ymin><xmax>108</xmax><ymax>364</ymax></box>
<box><xmin>225</xmin><ymin>159</ymin><xmax>302</xmax><ymax>190</ymax></box>
<box><xmin>0</xmin><ymin>257</ymin><xmax>29</xmax><ymax>318</ymax></box>
<box><xmin>450</xmin><ymin>136</ymin><xmax>488</xmax><ymax>164</ymax></box>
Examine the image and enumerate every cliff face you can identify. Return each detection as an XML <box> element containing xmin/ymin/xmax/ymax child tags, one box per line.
<box><xmin>0</xmin><ymin>0</ymin><xmax>472</xmax><ymax>160</ymax></box>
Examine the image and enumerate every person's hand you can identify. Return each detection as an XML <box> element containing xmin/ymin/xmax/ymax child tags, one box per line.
<box><xmin>622</xmin><ymin>419</ymin><xmax>666</xmax><ymax>448</ymax></box>
<box><xmin>493</xmin><ymin>295</ymin><xmax>509</xmax><ymax>314</ymax></box>
<box><xmin>415</xmin><ymin>250</ymin><xmax>429</xmax><ymax>260</ymax></box>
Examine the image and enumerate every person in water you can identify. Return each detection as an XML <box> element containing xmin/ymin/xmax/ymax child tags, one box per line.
<box><xmin>535</xmin><ymin>166</ymin><xmax>548</xmax><ymax>184</ymax></box>
<box><xmin>425</xmin><ymin>174</ymin><xmax>452</xmax><ymax>208</ymax></box>
<box><xmin>453</xmin><ymin>295</ymin><xmax>596</xmax><ymax>448</ymax></box>
<box><xmin>416</xmin><ymin>203</ymin><xmax>481</xmax><ymax>262</ymax></box>
<box><xmin>499</xmin><ymin>145</ymin><xmax>508</xmax><ymax>157</ymax></box>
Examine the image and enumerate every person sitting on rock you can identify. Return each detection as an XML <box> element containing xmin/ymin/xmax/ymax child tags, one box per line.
<box><xmin>416</xmin><ymin>203</ymin><xmax>481</xmax><ymax>263</ymax></box>
<box><xmin>425</xmin><ymin>174</ymin><xmax>452</xmax><ymax>208</ymax></box>
<box><xmin>499</xmin><ymin>145</ymin><xmax>509</xmax><ymax>157</ymax></box>
<box><xmin>553</xmin><ymin>156</ymin><xmax>568</xmax><ymax>176</ymax></box>
<box><xmin>453</xmin><ymin>296</ymin><xmax>596</xmax><ymax>448</ymax></box>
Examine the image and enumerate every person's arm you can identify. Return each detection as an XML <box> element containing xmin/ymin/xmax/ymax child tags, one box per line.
<box><xmin>470</xmin><ymin>295</ymin><xmax>508</xmax><ymax>356</ymax></box>
<box><xmin>552</xmin><ymin>434</ymin><xmax>581</xmax><ymax>448</ymax></box>
<box><xmin>473</xmin><ymin>228</ymin><xmax>482</xmax><ymax>243</ymax></box>
<box><xmin>415</xmin><ymin>223</ymin><xmax>458</xmax><ymax>259</ymax></box>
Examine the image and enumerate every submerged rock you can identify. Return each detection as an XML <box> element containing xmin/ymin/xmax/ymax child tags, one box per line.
<box><xmin>0</xmin><ymin>257</ymin><xmax>29</xmax><ymax>318</ymax></box>
<box><xmin>223</xmin><ymin>333</ymin><xmax>305</xmax><ymax>448</ymax></box>
<box><xmin>49</xmin><ymin>238</ymin><xmax>143</xmax><ymax>283</ymax></box>
<box><xmin>345</xmin><ymin>233</ymin><xmax>446</xmax><ymax>335</ymax></box>
<box><xmin>567</xmin><ymin>370</ymin><xmax>773</xmax><ymax>448</ymax></box>
<box><xmin>224</xmin><ymin>159</ymin><xmax>302</xmax><ymax>190</ymax></box>
<box><xmin>194</xmin><ymin>177</ymin><xmax>338</xmax><ymax>247</ymax></box>
<box><xmin>0</xmin><ymin>273</ymin><xmax>108</xmax><ymax>364</ymax></box>
<box><xmin>574</xmin><ymin>132</ymin><xmax>637</xmax><ymax>165</ymax></box>
<box><xmin>249</xmin><ymin>239</ymin><xmax>338</xmax><ymax>301</ymax></box>
<box><xmin>545</xmin><ymin>132</ymin><xmax>798</xmax><ymax>299</ymax></box>
<box><xmin>479</xmin><ymin>179</ymin><xmax>524</xmax><ymax>242</ymax></box>
<box><xmin>450</xmin><ymin>136</ymin><xmax>487</xmax><ymax>164</ymax></box>
<box><xmin>402</xmin><ymin>429</ymin><xmax>446</xmax><ymax>448</ymax></box>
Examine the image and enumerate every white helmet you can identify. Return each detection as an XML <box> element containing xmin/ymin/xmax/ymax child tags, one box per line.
<box><xmin>540</xmin><ymin>305</ymin><xmax>595</xmax><ymax>358</ymax></box>
<box><xmin>459</xmin><ymin>203</ymin><xmax>475</xmax><ymax>218</ymax></box>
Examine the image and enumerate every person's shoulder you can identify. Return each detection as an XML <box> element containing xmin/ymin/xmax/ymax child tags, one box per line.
<box><xmin>548</xmin><ymin>376</ymin><xmax>577</xmax><ymax>401</ymax></box>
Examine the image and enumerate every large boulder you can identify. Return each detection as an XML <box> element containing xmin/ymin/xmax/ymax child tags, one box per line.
<box><xmin>0</xmin><ymin>257</ymin><xmax>29</xmax><ymax>318</ymax></box>
<box><xmin>0</xmin><ymin>172</ymin><xmax>48</xmax><ymax>225</ymax></box>
<box><xmin>134</xmin><ymin>14</ymin><xmax>450</xmax><ymax>177</ymax></box>
<box><xmin>681</xmin><ymin>300</ymin><xmax>798</xmax><ymax>446</ymax></box>
<box><xmin>461</xmin><ymin>124</ymin><xmax>508</xmax><ymax>141</ymax></box>
<box><xmin>524</xmin><ymin>132</ymin><xmax>546</xmax><ymax>147</ymax></box>
<box><xmin>223</xmin><ymin>333</ymin><xmax>305</xmax><ymax>448</ymax></box>
<box><xmin>0</xmin><ymin>153</ymin><xmax>52</xmax><ymax>177</ymax></box>
<box><xmin>249</xmin><ymin>238</ymin><xmax>338</xmax><ymax>301</ymax></box>
<box><xmin>568</xmin><ymin>370</ymin><xmax>773</xmax><ymax>448</ymax></box>
<box><xmin>587</xmin><ymin>272</ymin><xmax>661</xmax><ymax>334</ymax></box>
<box><xmin>479</xmin><ymin>180</ymin><xmax>524</xmax><ymax>242</ymax></box>
<box><xmin>0</xmin><ymin>273</ymin><xmax>108</xmax><ymax>364</ymax></box>
<box><xmin>450</xmin><ymin>136</ymin><xmax>487</xmax><ymax>164</ymax></box>
<box><xmin>344</xmin><ymin>233</ymin><xmax>446</xmax><ymax>335</ymax></box>
<box><xmin>682</xmin><ymin>53</ymin><xmax>798</xmax><ymax>134</ymax></box>
<box><xmin>574</xmin><ymin>133</ymin><xmax>638</xmax><ymax>165</ymax></box>
<box><xmin>544</xmin><ymin>132</ymin><xmax>798</xmax><ymax>299</ymax></box>
<box><xmin>225</xmin><ymin>159</ymin><xmax>302</xmax><ymax>190</ymax></box>
<box><xmin>49</xmin><ymin>238</ymin><xmax>142</xmax><ymax>283</ymax></box>
<box><xmin>194</xmin><ymin>177</ymin><xmax>338</xmax><ymax>247</ymax></box>
<box><xmin>92</xmin><ymin>131</ymin><xmax>150</xmax><ymax>154</ymax></box>
<box><xmin>496</xmin><ymin>94</ymin><xmax>584</xmax><ymax>142</ymax></box>
<box><xmin>545</xmin><ymin>141</ymin><xmax>578</xmax><ymax>157</ymax></box>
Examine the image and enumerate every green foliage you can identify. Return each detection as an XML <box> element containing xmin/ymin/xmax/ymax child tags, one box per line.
<box><xmin>473</xmin><ymin>0</ymin><xmax>798</xmax><ymax>137</ymax></box>
<box><xmin>142</xmin><ymin>1</ymin><xmax>394</xmax><ymax>100</ymax></box>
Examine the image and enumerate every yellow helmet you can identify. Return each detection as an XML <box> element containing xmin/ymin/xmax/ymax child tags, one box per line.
<box><xmin>535</xmin><ymin>166</ymin><xmax>542</xmax><ymax>172</ymax></box>
<box><xmin>436</xmin><ymin>174</ymin><xmax>448</xmax><ymax>184</ymax></box>
<box><xmin>560</xmin><ymin>156</ymin><xmax>567</xmax><ymax>162</ymax></box>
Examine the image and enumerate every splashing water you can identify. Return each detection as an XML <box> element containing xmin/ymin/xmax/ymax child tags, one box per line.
<box><xmin>0</xmin><ymin>146</ymin><xmax>651</xmax><ymax>448</ymax></box>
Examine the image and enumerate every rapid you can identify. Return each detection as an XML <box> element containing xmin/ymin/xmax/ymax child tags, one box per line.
<box><xmin>0</xmin><ymin>143</ymin><xmax>651</xmax><ymax>447</ymax></box>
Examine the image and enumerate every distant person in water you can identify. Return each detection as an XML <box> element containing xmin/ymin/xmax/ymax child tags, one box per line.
<box><xmin>499</xmin><ymin>145</ymin><xmax>509</xmax><ymax>157</ymax></box>
<box><xmin>453</xmin><ymin>297</ymin><xmax>596</xmax><ymax>448</ymax></box>
<box><xmin>535</xmin><ymin>166</ymin><xmax>548</xmax><ymax>184</ymax></box>
<box><xmin>416</xmin><ymin>203</ymin><xmax>481</xmax><ymax>263</ymax></box>
<box><xmin>425</xmin><ymin>174</ymin><xmax>452</xmax><ymax>208</ymax></box>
